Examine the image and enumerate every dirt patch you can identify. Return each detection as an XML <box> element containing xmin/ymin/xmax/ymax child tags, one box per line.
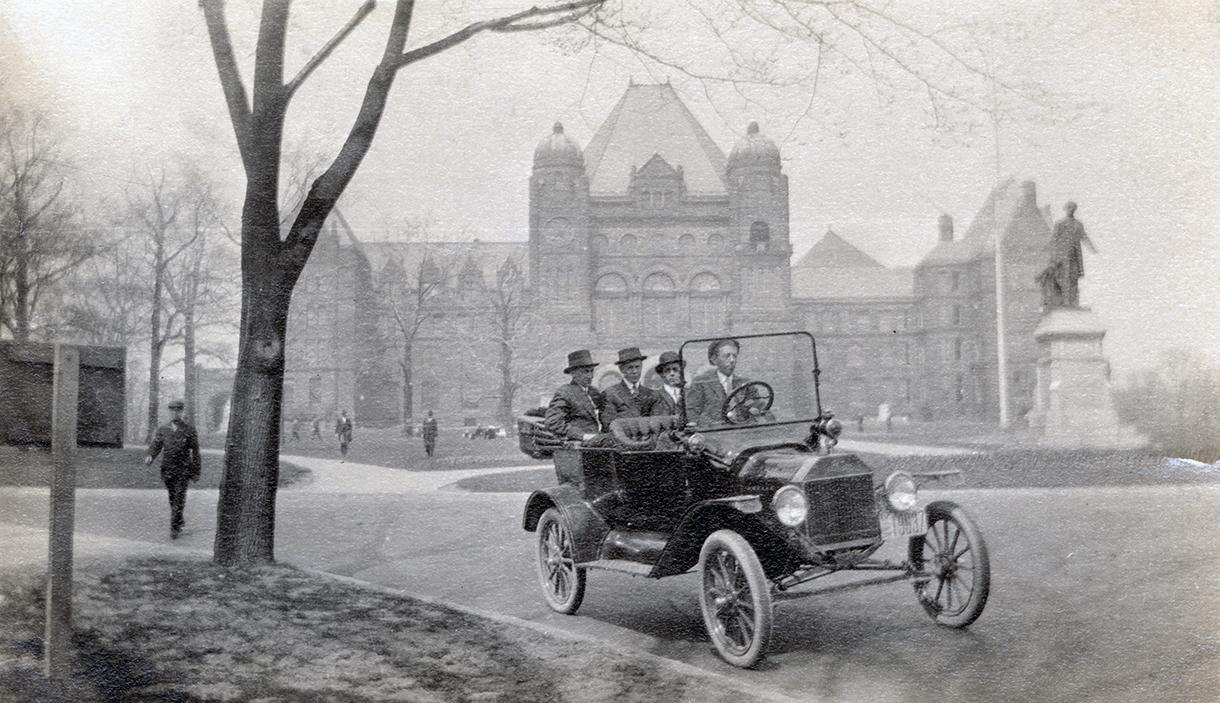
<box><xmin>0</xmin><ymin>559</ymin><xmax>767</xmax><ymax>703</ymax></box>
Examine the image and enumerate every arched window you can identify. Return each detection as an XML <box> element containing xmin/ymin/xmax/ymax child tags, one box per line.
<box><xmin>593</xmin><ymin>273</ymin><xmax>632</xmax><ymax>336</ymax></box>
<box><xmin>642</xmin><ymin>272</ymin><xmax>676</xmax><ymax>335</ymax></box>
<box><xmin>689</xmin><ymin>272</ymin><xmax>724</xmax><ymax>335</ymax></box>
<box><xmin>591</xmin><ymin>234</ymin><xmax>608</xmax><ymax>252</ymax></box>
<box><xmin>619</xmin><ymin>233</ymin><xmax>638</xmax><ymax>250</ymax></box>
<box><xmin>706</xmin><ymin>233</ymin><xmax>725</xmax><ymax>252</ymax></box>
<box><xmin>678</xmin><ymin>233</ymin><xmax>695</xmax><ymax>248</ymax></box>
<box><xmin>749</xmin><ymin>221</ymin><xmax>771</xmax><ymax>251</ymax></box>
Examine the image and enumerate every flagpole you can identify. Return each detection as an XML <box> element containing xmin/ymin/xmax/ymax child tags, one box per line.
<box><xmin>988</xmin><ymin>50</ymin><xmax>1011</xmax><ymax>428</ymax></box>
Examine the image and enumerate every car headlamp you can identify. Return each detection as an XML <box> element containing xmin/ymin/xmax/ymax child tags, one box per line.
<box><xmin>772</xmin><ymin>485</ymin><xmax>808</xmax><ymax>527</ymax></box>
<box><xmin>884</xmin><ymin>472</ymin><xmax>918</xmax><ymax>512</ymax></box>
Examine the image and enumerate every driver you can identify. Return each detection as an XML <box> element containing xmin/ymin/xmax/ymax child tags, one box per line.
<box><xmin>686</xmin><ymin>338</ymin><xmax>758</xmax><ymax>426</ymax></box>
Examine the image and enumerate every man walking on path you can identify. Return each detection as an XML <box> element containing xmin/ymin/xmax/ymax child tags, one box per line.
<box><xmin>335</xmin><ymin>411</ymin><xmax>354</xmax><ymax>457</ymax></box>
<box><xmin>422</xmin><ymin>410</ymin><xmax>439</xmax><ymax>457</ymax></box>
<box><xmin>145</xmin><ymin>399</ymin><xmax>201</xmax><ymax>540</ymax></box>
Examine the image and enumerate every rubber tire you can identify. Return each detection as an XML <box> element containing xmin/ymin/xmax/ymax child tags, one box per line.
<box><xmin>698</xmin><ymin>529</ymin><xmax>774</xmax><ymax>668</ymax></box>
<box><xmin>908</xmin><ymin>500</ymin><xmax>991</xmax><ymax>628</ymax></box>
<box><xmin>536</xmin><ymin>508</ymin><xmax>587</xmax><ymax>614</ymax></box>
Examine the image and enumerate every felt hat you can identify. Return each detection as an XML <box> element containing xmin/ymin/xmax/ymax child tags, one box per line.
<box><xmin>615</xmin><ymin>347</ymin><xmax>648</xmax><ymax>365</ymax></box>
<box><xmin>167</xmin><ymin>399</ymin><xmax>185</xmax><ymax>410</ymax></box>
<box><xmin>655</xmin><ymin>351</ymin><xmax>683</xmax><ymax>372</ymax></box>
<box><xmin>564</xmin><ymin>349</ymin><xmax>598</xmax><ymax>374</ymax></box>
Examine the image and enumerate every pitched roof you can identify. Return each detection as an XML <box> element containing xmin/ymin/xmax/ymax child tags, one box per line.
<box><xmin>791</xmin><ymin>267</ymin><xmax>915</xmax><ymax>301</ymax></box>
<box><xmin>583</xmin><ymin>83</ymin><xmax>728</xmax><ymax>196</ymax></box>
<box><xmin>359</xmin><ymin>241</ymin><xmax>530</xmax><ymax>286</ymax></box>
<box><xmin>920</xmin><ymin>177</ymin><xmax>1026</xmax><ymax>266</ymax></box>
<box><xmin>794</xmin><ymin>229</ymin><xmax>885</xmax><ymax>269</ymax></box>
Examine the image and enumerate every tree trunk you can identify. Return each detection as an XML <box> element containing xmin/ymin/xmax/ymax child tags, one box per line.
<box><xmin>13</xmin><ymin>227</ymin><xmax>30</xmax><ymax>341</ymax></box>
<box><xmin>183</xmin><ymin>299</ymin><xmax>197</xmax><ymax>424</ymax></box>
<box><xmin>498</xmin><ymin>339</ymin><xmax>514</xmax><ymax>428</ymax></box>
<box><xmin>400</xmin><ymin>342</ymin><xmax>413</xmax><ymax>429</ymax></box>
<box><xmin>213</xmin><ymin>183</ymin><xmax>291</xmax><ymax>565</ymax></box>
<box><xmin>145</xmin><ymin>235</ymin><xmax>166</xmax><ymax>442</ymax></box>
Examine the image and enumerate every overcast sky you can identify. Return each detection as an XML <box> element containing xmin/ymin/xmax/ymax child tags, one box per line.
<box><xmin>2</xmin><ymin>1</ymin><xmax>1217</xmax><ymax>376</ymax></box>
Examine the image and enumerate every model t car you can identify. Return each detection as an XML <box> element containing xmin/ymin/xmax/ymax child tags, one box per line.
<box><xmin>518</xmin><ymin>332</ymin><xmax>990</xmax><ymax>668</ymax></box>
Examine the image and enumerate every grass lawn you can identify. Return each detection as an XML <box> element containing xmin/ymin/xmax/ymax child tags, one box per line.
<box><xmin>0</xmin><ymin>446</ymin><xmax>309</xmax><ymax>489</ymax></box>
<box><xmin>0</xmin><ymin>559</ymin><xmax>764</xmax><ymax>703</ymax></box>
<box><xmin>204</xmin><ymin>425</ymin><xmax>539</xmax><ymax>472</ymax></box>
<box><xmin>454</xmin><ymin>448</ymin><xmax>1220</xmax><ymax>494</ymax></box>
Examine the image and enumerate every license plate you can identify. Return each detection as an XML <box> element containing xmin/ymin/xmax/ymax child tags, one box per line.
<box><xmin>880</xmin><ymin>507</ymin><xmax>927</xmax><ymax>540</ymax></box>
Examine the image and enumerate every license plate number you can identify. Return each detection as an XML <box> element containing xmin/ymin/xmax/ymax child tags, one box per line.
<box><xmin>880</xmin><ymin>507</ymin><xmax>927</xmax><ymax>540</ymax></box>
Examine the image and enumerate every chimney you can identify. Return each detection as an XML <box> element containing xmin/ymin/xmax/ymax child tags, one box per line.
<box><xmin>938</xmin><ymin>214</ymin><xmax>954</xmax><ymax>242</ymax></box>
<box><xmin>1022</xmin><ymin>180</ymin><xmax>1037</xmax><ymax>207</ymax></box>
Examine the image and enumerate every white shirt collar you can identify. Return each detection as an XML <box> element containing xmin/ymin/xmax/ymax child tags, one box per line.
<box><xmin>717</xmin><ymin>371</ymin><xmax>733</xmax><ymax>387</ymax></box>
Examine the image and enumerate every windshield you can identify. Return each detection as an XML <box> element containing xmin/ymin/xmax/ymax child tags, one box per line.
<box><xmin>677</xmin><ymin>332</ymin><xmax>821</xmax><ymax>431</ymax></box>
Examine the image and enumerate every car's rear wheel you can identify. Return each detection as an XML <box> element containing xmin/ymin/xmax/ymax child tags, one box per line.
<box><xmin>908</xmin><ymin>500</ymin><xmax>990</xmax><ymax>628</ymax></box>
<box><xmin>536</xmin><ymin>508</ymin><xmax>586</xmax><ymax>614</ymax></box>
<box><xmin>698</xmin><ymin>529</ymin><xmax>773</xmax><ymax>668</ymax></box>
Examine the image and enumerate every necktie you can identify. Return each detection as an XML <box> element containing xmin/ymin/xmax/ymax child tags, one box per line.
<box><xmin>722</xmin><ymin>376</ymin><xmax>732</xmax><ymax>395</ymax></box>
<box><xmin>630</xmin><ymin>384</ymin><xmax>637</xmax><ymax>397</ymax></box>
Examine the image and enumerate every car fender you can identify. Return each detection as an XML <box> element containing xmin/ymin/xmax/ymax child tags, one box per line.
<box><xmin>651</xmin><ymin>496</ymin><xmax>778</xmax><ymax>578</ymax></box>
<box><xmin>522</xmin><ymin>485</ymin><xmax>609</xmax><ymax>564</ymax></box>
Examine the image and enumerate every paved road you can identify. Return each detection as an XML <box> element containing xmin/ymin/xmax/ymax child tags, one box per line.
<box><xmin>2</xmin><ymin>455</ymin><xmax>1217</xmax><ymax>702</ymax></box>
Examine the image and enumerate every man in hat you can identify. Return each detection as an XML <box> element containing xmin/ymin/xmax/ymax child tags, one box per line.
<box><xmin>145</xmin><ymin>399</ymin><xmax>201</xmax><ymax>539</ymax></box>
<box><xmin>335</xmin><ymin>410</ymin><xmax>354</xmax><ymax>457</ymax></box>
<box><xmin>650</xmin><ymin>351</ymin><xmax>685</xmax><ymax>417</ymax></box>
<box><xmin>422</xmin><ymin>410</ymin><xmax>439</xmax><ymax>457</ymax></box>
<box><xmin>685</xmin><ymin>338</ymin><xmax>756</xmax><ymax>426</ymax></box>
<box><xmin>545</xmin><ymin>349</ymin><xmax>610</xmax><ymax>444</ymax></box>
<box><xmin>601</xmin><ymin>347</ymin><xmax>659</xmax><ymax>425</ymax></box>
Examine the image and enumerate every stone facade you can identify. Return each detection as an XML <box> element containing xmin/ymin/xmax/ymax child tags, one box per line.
<box><xmin>200</xmin><ymin>83</ymin><xmax>1052</xmax><ymax>430</ymax></box>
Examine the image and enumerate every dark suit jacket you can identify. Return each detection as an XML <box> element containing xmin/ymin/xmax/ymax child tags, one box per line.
<box><xmin>545</xmin><ymin>382</ymin><xmax>605</xmax><ymax>440</ymax></box>
<box><xmin>685</xmin><ymin>369</ymin><xmax>751</xmax><ymax>426</ymax></box>
<box><xmin>601</xmin><ymin>381</ymin><xmax>659</xmax><ymax>425</ymax></box>
<box><xmin>650</xmin><ymin>385</ymin><xmax>683</xmax><ymax>417</ymax></box>
<box><xmin>148</xmin><ymin>420</ymin><xmax>201</xmax><ymax>480</ymax></box>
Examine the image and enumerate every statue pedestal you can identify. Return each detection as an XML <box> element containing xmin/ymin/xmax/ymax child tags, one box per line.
<box><xmin>1028</xmin><ymin>308</ymin><xmax>1146</xmax><ymax>449</ymax></box>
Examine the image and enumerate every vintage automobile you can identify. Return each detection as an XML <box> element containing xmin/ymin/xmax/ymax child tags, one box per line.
<box><xmin>518</xmin><ymin>332</ymin><xmax>990</xmax><ymax>668</ymax></box>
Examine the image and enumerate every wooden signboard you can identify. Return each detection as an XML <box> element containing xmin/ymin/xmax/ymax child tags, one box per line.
<box><xmin>0</xmin><ymin>341</ymin><xmax>125</xmax><ymax>448</ymax></box>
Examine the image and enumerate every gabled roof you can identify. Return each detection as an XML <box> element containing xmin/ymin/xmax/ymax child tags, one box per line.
<box><xmin>791</xmin><ymin>267</ymin><xmax>915</xmax><ymax>301</ymax></box>
<box><xmin>583</xmin><ymin>83</ymin><xmax>728</xmax><ymax>196</ymax></box>
<box><xmin>920</xmin><ymin>177</ymin><xmax>1027</xmax><ymax>266</ymax></box>
<box><xmin>360</xmin><ymin>241</ymin><xmax>530</xmax><ymax>287</ymax></box>
<box><xmin>794</xmin><ymin>229</ymin><xmax>885</xmax><ymax>269</ymax></box>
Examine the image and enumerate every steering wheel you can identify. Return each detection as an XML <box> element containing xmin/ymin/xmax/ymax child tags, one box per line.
<box><xmin>722</xmin><ymin>381</ymin><xmax>774</xmax><ymax>424</ymax></box>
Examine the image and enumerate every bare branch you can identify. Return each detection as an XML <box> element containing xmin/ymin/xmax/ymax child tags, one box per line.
<box><xmin>398</xmin><ymin>1</ymin><xmax>605</xmax><ymax>68</ymax></box>
<box><xmin>285</xmin><ymin>0</ymin><xmax>378</xmax><ymax>100</ymax></box>
<box><xmin>198</xmin><ymin>0</ymin><xmax>253</xmax><ymax>167</ymax></box>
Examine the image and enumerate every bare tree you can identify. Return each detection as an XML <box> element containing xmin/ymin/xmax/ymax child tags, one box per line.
<box><xmin>162</xmin><ymin>169</ymin><xmax>239</xmax><ymax>422</ymax></box>
<box><xmin>53</xmin><ymin>234</ymin><xmax>150</xmax><ymax>347</ymax></box>
<box><xmin>126</xmin><ymin>168</ymin><xmax>203</xmax><ymax>441</ymax></box>
<box><xmin>199</xmin><ymin>0</ymin><xmax>1049</xmax><ymax>565</ymax></box>
<box><xmin>0</xmin><ymin>100</ymin><xmax>95</xmax><ymax>340</ymax></box>
<box><xmin>380</xmin><ymin>243</ymin><xmax>448</xmax><ymax>433</ymax></box>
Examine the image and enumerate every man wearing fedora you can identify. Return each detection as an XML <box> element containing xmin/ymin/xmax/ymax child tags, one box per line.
<box><xmin>650</xmin><ymin>351</ymin><xmax>686</xmax><ymax>417</ymax></box>
<box><xmin>145</xmin><ymin>399</ymin><xmax>201</xmax><ymax>539</ymax></box>
<box><xmin>601</xmin><ymin>347</ymin><xmax>659</xmax><ymax>425</ymax></box>
<box><xmin>545</xmin><ymin>349</ymin><xmax>610</xmax><ymax>445</ymax></box>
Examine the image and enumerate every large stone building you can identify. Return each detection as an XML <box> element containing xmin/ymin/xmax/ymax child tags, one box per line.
<box><xmin>197</xmin><ymin>83</ymin><xmax>1052</xmax><ymax>432</ymax></box>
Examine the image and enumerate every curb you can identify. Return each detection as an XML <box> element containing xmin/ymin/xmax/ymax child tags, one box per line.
<box><xmin>294</xmin><ymin>565</ymin><xmax>801</xmax><ymax>703</ymax></box>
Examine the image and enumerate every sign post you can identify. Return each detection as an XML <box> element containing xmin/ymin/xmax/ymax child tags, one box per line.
<box><xmin>45</xmin><ymin>344</ymin><xmax>80</xmax><ymax>678</ymax></box>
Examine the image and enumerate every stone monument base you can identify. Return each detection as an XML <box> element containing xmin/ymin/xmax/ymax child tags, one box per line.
<box><xmin>1027</xmin><ymin>307</ymin><xmax>1146</xmax><ymax>450</ymax></box>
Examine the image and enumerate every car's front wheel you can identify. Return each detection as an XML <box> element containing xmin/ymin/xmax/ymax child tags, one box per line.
<box><xmin>698</xmin><ymin>529</ymin><xmax>773</xmax><ymax>668</ymax></box>
<box><xmin>536</xmin><ymin>508</ymin><xmax>586</xmax><ymax>614</ymax></box>
<box><xmin>908</xmin><ymin>500</ymin><xmax>990</xmax><ymax>628</ymax></box>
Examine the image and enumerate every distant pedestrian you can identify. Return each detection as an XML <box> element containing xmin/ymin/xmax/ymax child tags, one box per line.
<box><xmin>856</xmin><ymin>413</ymin><xmax>864</xmax><ymax>433</ymax></box>
<box><xmin>422</xmin><ymin>410</ymin><xmax>439</xmax><ymax>457</ymax></box>
<box><xmin>311</xmin><ymin>417</ymin><xmax>322</xmax><ymax>440</ymax></box>
<box><xmin>145</xmin><ymin>399</ymin><xmax>201</xmax><ymax>540</ymax></box>
<box><xmin>291</xmin><ymin>417</ymin><xmax>301</xmax><ymax>442</ymax></box>
<box><xmin>886</xmin><ymin>415</ymin><xmax>892</xmax><ymax>433</ymax></box>
<box><xmin>335</xmin><ymin>411</ymin><xmax>354</xmax><ymax>457</ymax></box>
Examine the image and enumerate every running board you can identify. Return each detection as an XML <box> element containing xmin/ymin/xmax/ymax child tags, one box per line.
<box><xmin>774</xmin><ymin>572</ymin><xmax>921</xmax><ymax>600</ymax></box>
<box><xmin>581</xmin><ymin>559</ymin><xmax>655</xmax><ymax>577</ymax></box>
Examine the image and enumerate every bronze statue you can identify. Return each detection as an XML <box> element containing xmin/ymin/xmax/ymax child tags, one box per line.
<box><xmin>1038</xmin><ymin>201</ymin><xmax>1097</xmax><ymax>309</ymax></box>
